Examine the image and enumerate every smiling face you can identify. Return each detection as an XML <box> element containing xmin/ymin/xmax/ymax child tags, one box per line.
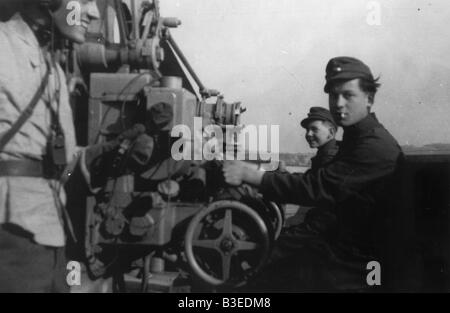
<box><xmin>52</xmin><ymin>0</ymin><xmax>99</xmax><ymax>44</ymax></box>
<box><xmin>304</xmin><ymin>120</ymin><xmax>335</xmax><ymax>149</ymax></box>
<box><xmin>328</xmin><ymin>78</ymin><xmax>372</xmax><ymax>127</ymax></box>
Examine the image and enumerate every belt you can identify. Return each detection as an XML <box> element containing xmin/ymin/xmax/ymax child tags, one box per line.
<box><xmin>0</xmin><ymin>159</ymin><xmax>47</xmax><ymax>178</ymax></box>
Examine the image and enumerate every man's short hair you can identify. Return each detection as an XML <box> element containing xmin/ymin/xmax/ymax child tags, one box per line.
<box><xmin>327</xmin><ymin>77</ymin><xmax>381</xmax><ymax>104</ymax></box>
<box><xmin>358</xmin><ymin>77</ymin><xmax>381</xmax><ymax>104</ymax></box>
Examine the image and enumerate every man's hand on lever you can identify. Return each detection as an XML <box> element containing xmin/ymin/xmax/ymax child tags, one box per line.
<box><xmin>222</xmin><ymin>160</ymin><xmax>265</xmax><ymax>187</ymax></box>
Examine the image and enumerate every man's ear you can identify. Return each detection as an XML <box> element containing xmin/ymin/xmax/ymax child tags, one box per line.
<box><xmin>366</xmin><ymin>92</ymin><xmax>375</xmax><ymax>106</ymax></box>
<box><xmin>327</xmin><ymin>126</ymin><xmax>336</xmax><ymax>140</ymax></box>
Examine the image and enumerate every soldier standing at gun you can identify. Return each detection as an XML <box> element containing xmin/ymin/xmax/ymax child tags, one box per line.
<box><xmin>0</xmin><ymin>0</ymin><xmax>99</xmax><ymax>292</ymax></box>
<box><xmin>223</xmin><ymin>57</ymin><xmax>404</xmax><ymax>291</ymax></box>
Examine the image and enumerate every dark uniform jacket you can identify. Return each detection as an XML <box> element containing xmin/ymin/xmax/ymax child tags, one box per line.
<box><xmin>309</xmin><ymin>139</ymin><xmax>339</xmax><ymax>171</ymax></box>
<box><xmin>261</xmin><ymin>113</ymin><xmax>403</xmax><ymax>268</ymax></box>
<box><xmin>295</xmin><ymin>138</ymin><xmax>340</xmax><ymax>238</ymax></box>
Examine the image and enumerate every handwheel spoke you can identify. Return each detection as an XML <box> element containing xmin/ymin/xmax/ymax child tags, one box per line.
<box><xmin>236</xmin><ymin>240</ymin><xmax>258</xmax><ymax>251</ymax></box>
<box><xmin>222</xmin><ymin>209</ymin><xmax>233</xmax><ymax>237</ymax></box>
<box><xmin>221</xmin><ymin>253</ymin><xmax>232</xmax><ymax>281</ymax></box>
<box><xmin>193</xmin><ymin>239</ymin><xmax>217</xmax><ymax>250</ymax></box>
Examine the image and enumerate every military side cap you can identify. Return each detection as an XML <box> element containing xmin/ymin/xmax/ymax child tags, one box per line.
<box><xmin>324</xmin><ymin>56</ymin><xmax>374</xmax><ymax>92</ymax></box>
<box><xmin>301</xmin><ymin>107</ymin><xmax>337</xmax><ymax>129</ymax></box>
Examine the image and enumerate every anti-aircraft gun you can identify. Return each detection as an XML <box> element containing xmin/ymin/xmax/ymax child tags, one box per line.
<box><xmin>65</xmin><ymin>0</ymin><xmax>283</xmax><ymax>292</ymax></box>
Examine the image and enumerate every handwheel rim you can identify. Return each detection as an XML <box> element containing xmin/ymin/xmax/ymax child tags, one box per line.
<box><xmin>185</xmin><ymin>200</ymin><xmax>270</xmax><ymax>287</ymax></box>
<box><xmin>269</xmin><ymin>201</ymin><xmax>284</xmax><ymax>240</ymax></box>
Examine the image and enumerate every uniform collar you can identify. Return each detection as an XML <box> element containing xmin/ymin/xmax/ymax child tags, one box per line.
<box><xmin>317</xmin><ymin>139</ymin><xmax>338</xmax><ymax>155</ymax></box>
<box><xmin>6</xmin><ymin>13</ymin><xmax>44</xmax><ymax>68</ymax></box>
<box><xmin>7</xmin><ymin>13</ymin><xmax>40</xmax><ymax>49</ymax></box>
<box><xmin>311</xmin><ymin>139</ymin><xmax>338</xmax><ymax>170</ymax></box>
<box><xmin>343</xmin><ymin>113</ymin><xmax>380</xmax><ymax>138</ymax></box>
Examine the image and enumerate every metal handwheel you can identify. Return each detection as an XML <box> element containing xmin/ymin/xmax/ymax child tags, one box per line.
<box><xmin>268</xmin><ymin>201</ymin><xmax>284</xmax><ymax>240</ymax></box>
<box><xmin>184</xmin><ymin>200</ymin><xmax>270</xmax><ymax>287</ymax></box>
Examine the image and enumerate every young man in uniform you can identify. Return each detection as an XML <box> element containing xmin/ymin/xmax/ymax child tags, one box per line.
<box><xmin>301</xmin><ymin>106</ymin><xmax>339</xmax><ymax>171</ymax></box>
<box><xmin>0</xmin><ymin>0</ymin><xmax>99</xmax><ymax>292</ymax></box>
<box><xmin>282</xmin><ymin>107</ymin><xmax>340</xmax><ymax>242</ymax></box>
<box><xmin>224</xmin><ymin>57</ymin><xmax>403</xmax><ymax>291</ymax></box>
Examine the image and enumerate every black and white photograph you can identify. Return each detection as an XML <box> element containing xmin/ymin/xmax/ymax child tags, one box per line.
<box><xmin>0</xmin><ymin>0</ymin><xmax>449</xmax><ymax>299</ymax></box>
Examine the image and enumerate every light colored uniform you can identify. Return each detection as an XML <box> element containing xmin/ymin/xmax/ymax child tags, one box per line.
<box><xmin>0</xmin><ymin>13</ymin><xmax>77</xmax><ymax>247</ymax></box>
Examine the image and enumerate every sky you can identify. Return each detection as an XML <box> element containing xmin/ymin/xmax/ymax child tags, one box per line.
<box><xmin>158</xmin><ymin>0</ymin><xmax>450</xmax><ymax>153</ymax></box>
